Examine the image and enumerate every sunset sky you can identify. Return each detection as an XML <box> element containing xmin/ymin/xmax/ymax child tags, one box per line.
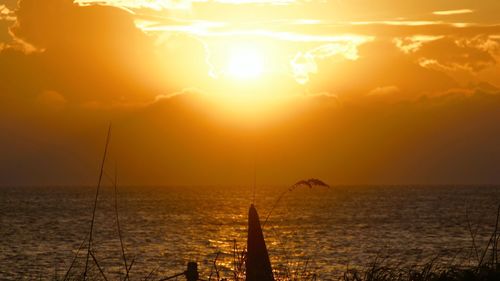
<box><xmin>0</xmin><ymin>0</ymin><xmax>499</xmax><ymax>186</ymax></box>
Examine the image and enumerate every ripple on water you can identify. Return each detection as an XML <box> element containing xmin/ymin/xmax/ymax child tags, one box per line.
<box><xmin>0</xmin><ymin>185</ymin><xmax>499</xmax><ymax>280</ymax></box>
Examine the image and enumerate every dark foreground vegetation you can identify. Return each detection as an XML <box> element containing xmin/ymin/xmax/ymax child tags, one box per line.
<box><xmin>342</xmin><ymin>206</ymin><xmax>500</xmax><ymax>281</ymax></box>
<box><xmin>342</xmin><ymin>259</ymin><xmax>500</xmax><ymax>281</ymax></box>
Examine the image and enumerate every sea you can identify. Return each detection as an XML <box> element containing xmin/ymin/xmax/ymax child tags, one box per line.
<box><xmin>1</xmin><ymin>185</ymin><xmax>499</xmax><ymax>280</ymax></box>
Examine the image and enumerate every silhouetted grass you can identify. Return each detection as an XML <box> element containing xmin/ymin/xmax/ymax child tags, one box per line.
<box><xmin>341</xmin><ymin>260</ymin><xmax>500</xmax><ymax>281</ymax></box>
<box><xmin>339</xmin><ymin>205</ymin><xmax>500</xmax><ymax>281</ymax></box>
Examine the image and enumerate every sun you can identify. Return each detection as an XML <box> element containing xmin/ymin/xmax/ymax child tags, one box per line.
<box><xmin>226</xmin><ymin>45</ymin><xmax>265</xmax><ymax>80</ymax></box>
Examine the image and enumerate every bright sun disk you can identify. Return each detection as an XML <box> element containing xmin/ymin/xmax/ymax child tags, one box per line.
<box><xmin>226</xmin><ymin>46</ymin><xmax>264</xmax><ymax>80</ymax></box>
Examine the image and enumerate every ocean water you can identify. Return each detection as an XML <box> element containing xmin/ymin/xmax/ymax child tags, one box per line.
<box><xmin>0</xmin><ymin>185</ymin><xmax>499</xmax><ymax>280</ymax></box>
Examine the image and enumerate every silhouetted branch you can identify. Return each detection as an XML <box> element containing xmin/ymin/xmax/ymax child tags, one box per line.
<box><xmin>114</xmin><ymin>163</ymin><xmax>129</xmax><ymax>280</ymax></box>
<box><xmin>263</xmin><ymin>179</ymin><xmax>329</xmax><ymax>227</ymax></box>
<box><xmin>62</xmin><ymin>232</ymin><xmax>88</xmax><ymax>281</ymax></box>
<box><xmin>89</xmin><ymin>250</ymin><xmax>109</xmax><ymax>281</ymax></box>
<box><xmin>84</xmin><ymin>124</ymin><xmax>112</xmax><ymax>280</ymax></box>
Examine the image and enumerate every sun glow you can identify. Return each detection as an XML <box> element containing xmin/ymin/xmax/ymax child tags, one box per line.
<box><xmin>225</xmin><ymin>45</ymin><xmax>265</xmax><ymax>80</ymax></box>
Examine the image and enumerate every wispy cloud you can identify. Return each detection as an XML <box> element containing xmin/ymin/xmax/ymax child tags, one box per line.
<box><xmin>290</xmin><ymin>38</ymin><xmax>372</xmax><ymax>84</ymax></box>
<box><xmin>211</xmin><ymin>0</ymin><xmax>295</xmax><ymax>4</ymax></box>
<box><xmin>75</xmin><ymin>0</ymin><xmax>192</xmax><ymax>10</ymax></box>
<box><xmin>75</xmin><ymin>0</ymin><xmax>296</xmax><ymax>11</ymax></box>
<box><xmin>432</xmin><ymin>9</ymin><xmax>474</xmax><ymax>16</ymax></box>
<box><xmin>393</xmin><ymin>35</ymin><xmax>444</xmax><ymax>54</ymax></box>
<box><xmin>351</xmin><ymin>20</ymin><xmax>444</xmax><ymax>26</ymax></box>
<box><xmin>0</xmin><ymin>4</ymin><xmax>16</xmax><ymax>21</ymax></box>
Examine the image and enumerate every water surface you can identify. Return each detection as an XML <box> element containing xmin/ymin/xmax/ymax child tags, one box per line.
<box><xmin>0</xmin><ymin>185</ymin><xmax>499</xmax><ymax>280</ymax></box>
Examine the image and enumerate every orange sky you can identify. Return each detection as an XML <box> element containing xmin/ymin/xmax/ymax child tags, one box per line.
<box><xmin>0</xmin><ymin>0</ymin><xmax>499</xmax><ymax>186</ymax></box>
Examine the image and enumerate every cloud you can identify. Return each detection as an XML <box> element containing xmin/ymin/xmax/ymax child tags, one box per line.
<box><xmin>432</xmin><ymin>9</ymin><xmax>474</xmax><ymax>16</ymax></box>
<box><xmin>298</xmin><ymin>34</ymin><xmax>499</xmax><ymax>97</ymax></box>
<box><xmin>409</xmin><ymin>35</ymin><xmax>499</xmax><ymax>86</ymax></box>
<box><xmin>265</xmin><ymin>21</ymin><xmax>500</xmax><ymax>39</ymax></box>
<box><xmin>2</xmin><ymin>0</ymin><xmax>500</xmax><ymax>186</ymax></box>
<box><xmin>0</xmin><ymin>4</ymin><xmax>15</xmax><ymax>21</ymax></box>
<box><xmin>2</xmin><ymin>0</ymin><xmax>153</xmax><ymax>102</ymax></box>
<box><xmin>0</xmin><ymin>4</ymin><xmax>16</xmax><ymax>45</ymax></box>
<box><xmin>75</xmin><ymin>0</ymin><xmax>193</xmax><ymax>11</ymax></box>
<box><xmin>1</xmin><ymin>0</ymin><xmax>212</xmax><ymax>105</ymax></box>
<box><xmin>290</xmin><ymin>38</ymin><xmax>370</xmax><ymax>84</ymax></box>
<box><xmin>36</xmin><ymin>90</ymin><xmax>68</xmax><ymax>111</ymax></box>
<box><xmin>303</xmin><ymin>39</ymin><xmax>457</xmax><ymax>99</ymax></box>
<box><xmin>3</xmin><ymin>0</ymin><xmax>500</xmax><ymax>105</ymax></box>
<box><xmin>367</xmin><ymin>85</ymin><xmax>400</xmax><ymax>96</ymax></box>
<box><xmin>393</xmin><ymin>35</ymin><xmax>443</xmax><ymax>54</ymax></box>
<box><xmin>74</xmin><ymin>0</ymin><xmax>298</xmax><ymax>11</ymax></box>
<box><xmin>11</xmin><ymin>0</ymin><xmax>149</xmax><ymax>53</ymax></box>
<box><xmin>2</xmin><ymin>88</ymin><xmax>500</xmax><ymax>186</ymax></box>
<box><xmin>135</xmin><ymin>18</ymin><xmax>500</xmax><ymax>89</ymax></box>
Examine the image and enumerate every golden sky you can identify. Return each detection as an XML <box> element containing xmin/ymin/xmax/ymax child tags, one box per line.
<box><xmin>0</xmin><ymin>0</ymin><xmax>499</xmax><ymax>186</ymax></box>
